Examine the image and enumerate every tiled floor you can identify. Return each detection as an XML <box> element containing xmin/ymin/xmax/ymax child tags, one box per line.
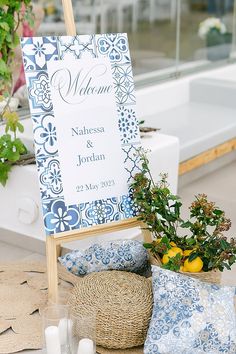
<box><xmin>0</xmin><ymin>241</ymin><xmax>38</xmax><ymax>262</ymax></box>
<box><xmin>0</xmin><ymin>160</ymin><xmax>236</xmax><ymax>353</ymax></box>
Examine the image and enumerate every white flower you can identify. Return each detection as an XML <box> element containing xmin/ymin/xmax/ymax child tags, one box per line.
<box><xmin>198</xmin><ymin>17</ymin><xmax>227</xmax><ymax>40</ymax></box>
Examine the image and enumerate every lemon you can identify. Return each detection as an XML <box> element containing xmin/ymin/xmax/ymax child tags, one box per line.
<box><xmin>180</xmin><ymin>265</ymin><xmax>188</xmax><ymax>272</ymax></box>
<box><xmin>184</xmin><ymin>257</ymin><xmax>203</xmax><ymax>273</ymax></box>
<box><xmin>170</xmin><ymin>241</ymin><xmax>176</xmax><ymax>246</ymax></box>
<box><xmin>171</xmin><ymin>247</ymin><xmax>183</xmax><ymax>256</ymax></box>
<box><xmin>162</xmin><ymin>254</ymin><xmax>169</xmax><ymax>264</ymax></box>
<box><xmin>162</xmin><ymin>250</ymin><xmax>176</xmax><ymax>264</ymax></box>
<box><xmin>183</xmin><ymin>249</ymin><xmax>193</xmax><ymax>257</ymax></box>
<box><xmin>162</xmin><ymin>247</ymin><xmax>183</xmax><ymax>264</ymax></box>
<box><xmin>153</xmin><ymin>239</ymin><xmax>160</xmax><ymax>247</ymax></box>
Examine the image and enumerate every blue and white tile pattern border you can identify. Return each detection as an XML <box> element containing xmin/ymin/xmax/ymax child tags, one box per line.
<box><xmin>21</xmin><ymin>33</ymin><xmax>141</xmax><ymax>235</ymax></box>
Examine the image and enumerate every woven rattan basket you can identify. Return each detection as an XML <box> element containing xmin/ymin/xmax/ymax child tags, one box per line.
<box><xmin>149</xmin><ymin>252</ymin><xmax>222</xmax><ymax>285</ymax></box>
<box><xmin>68</xmin><ymin>270</ymin><xmax>153</xmax><ymax>349</ymax></box>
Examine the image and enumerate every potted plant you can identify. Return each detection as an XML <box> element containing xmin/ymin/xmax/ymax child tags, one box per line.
<box><xmin>131</xmin><ymin>150</ymin><xmax>236</xmax><ymax>283</ymax></box>
<box><xmin>198</xmin><ymin>17</ymin><xmax>232</xmax><ymax>61</ymax></box>
<box><xmin>0</xmin><ymin>0</ymin><xmax>33</xmax><ymax>186</ymax></box>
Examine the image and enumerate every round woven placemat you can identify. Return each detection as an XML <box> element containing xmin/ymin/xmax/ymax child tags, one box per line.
<box><xmin>0</xmin><ymin>270</ymin><xmax>28</xmax><ymax>285</ymax></box>
<box><xmin>0</xmin><ymin>284</ymin><xmax>46</xmax><ymax>319</ymax></box>
<box><xmin>0</xmin><ymin>319</ymin><xmax>11</xmax><ymax>334</ymax></box>
<box><xmin>0</xmin><ymin>261</ymin><xmax>46</xmax><ymax>273</ymax></box>
<box><xmin>11</xmin><ymin>313</ymin><xmax>42</xmax><ymax>337</ymax></box>
<box><xmin>0</xmin><ymin>331</ymin><xmax>42</xmax><ymax>354</ymax></box>
<box><xmin>27</xmin><ymin>273</ymin><xmax>60</xmax><ymax>290</ymax></box>
<box><xmin>0</xmin><ymin>261</ymin><xmax>77</xmax><ymax>354</ymax></box>
<box><xmin>68</xmin><ymin>270</ymin><xmax>153</xmax><ymax>349</ymax></box>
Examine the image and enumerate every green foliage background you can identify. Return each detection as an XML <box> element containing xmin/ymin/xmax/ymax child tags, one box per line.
<box><xmin>0</xmin><ymin>0</ymin><xmax>33</xmax><ymax>94</ymax></box>
<box><xmin>0</xmin><ymin>0</ymin><xmax>33</xmax><ymax>186</ymax></box>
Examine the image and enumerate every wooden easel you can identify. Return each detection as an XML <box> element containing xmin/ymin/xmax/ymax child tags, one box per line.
<box><xmin>46</xmin><ymin>0</ymin><xmax>152</xmax><ymax>303</ymax></box>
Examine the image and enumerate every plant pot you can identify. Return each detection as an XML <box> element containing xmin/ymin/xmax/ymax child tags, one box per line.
<box><xmin>207</xmin><ymin>43</ymin><xmax>231</xmax><ymax>61</ymax></box>
<box><xmin>206</xmin><ymin>32</ymin><xmax>232</xmax><ymax>61</ymax></box>
<box><xmin>149</xmin><ymin>252</ymin><xmax>222</xmax><ymax>285</ymax></box>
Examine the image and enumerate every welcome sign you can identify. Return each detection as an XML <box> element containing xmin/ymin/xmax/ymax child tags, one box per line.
<box><xmin>21</xmin><ymin>34</ymin><xmax>141</xmax><ymax>235</ymax></box>
<box><xmin>47</xmin><ymin>57</ymin><xmax>127</xmax><ymax>205</ymax></box>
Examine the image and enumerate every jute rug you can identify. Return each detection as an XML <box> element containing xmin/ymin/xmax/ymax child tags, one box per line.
<box><xmin>0</xmin><ymin>261</ymin><xmax>144</xmax><ymax>354</ymax></box>
<box><xmin>0</xmin><ymin>261</ymin><xmax>75</xmax><ymax>354</ymax></box>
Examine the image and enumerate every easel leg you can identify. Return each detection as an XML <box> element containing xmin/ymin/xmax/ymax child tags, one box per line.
<box><xmin>56</xmin><ymin>244</ymin><xmax>62</xmax><ymax>258</ymax></box>
<box><xmin>46</xmin><ymin>237</ymin><xmax>59</xmax><ymax>304</ymax></box>
<box><xmin>140</xmin><ymin>222</ymin><xmax>153</xmax><ymax>243</ymax></box>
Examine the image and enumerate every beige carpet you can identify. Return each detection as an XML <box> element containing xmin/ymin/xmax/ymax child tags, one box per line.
<box><xmin>0</xmin><ymin>261</ymin><xmax>144</xmax><ymax>354</ymax></box>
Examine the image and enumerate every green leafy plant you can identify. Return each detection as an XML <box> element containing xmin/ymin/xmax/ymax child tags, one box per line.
<box><xmin>0</xmin><ymin>0</ymin><xmax>33</xmax><ymax>97</ymax></box>
<box><xmin>0</xmin><ymin>110</ymin><xmax>27</xmax><ymax>186</ymax></box>
<box><xmin>0</xmin><ymin>0</ymin><xmax>33</xmax><ymax>186</ymax></box>
<box><xmin>131</xmin><ymin>149</ymin><xmax>236</xmax><ymax>272</ymax></box>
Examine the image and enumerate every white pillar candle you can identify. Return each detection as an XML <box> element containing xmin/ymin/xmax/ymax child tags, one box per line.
<box><xmin>77</xmin><ymin>338</ymin><xmax>94</xmax><ymax>354</ymax></box>
<box><xmin>58</xmin><ymin>318</ymin><xmax>73</xmax><ymax>346</ymax></box>
<box><xmin>45</xmin><ymin>326</ymin><xmax>61</xmax><ymax>354</ymax></box>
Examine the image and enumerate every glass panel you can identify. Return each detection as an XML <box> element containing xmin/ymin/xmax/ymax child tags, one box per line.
<box><xmin>110</xmin><ymin>0</ymin><xmax>178</xmax><ymax>78</ymax></box>
<box><xmin>179</xmin><ymin>0</ymin><xmax>234</xmax><ymax>71</ymax></box>
<box><xmin>230</xmin><ymin>0</ymin><xmax>236</xmax><ymax>57</ymax></box>
<box><xmin>36</xmin><ymin>0</ymin><xmax>178</xmax><ymax>79</ymax></box>
<box><xmin>33</xmin><ymin>0</ymin><xmax>236</xmax><ymax>85</ymax></box>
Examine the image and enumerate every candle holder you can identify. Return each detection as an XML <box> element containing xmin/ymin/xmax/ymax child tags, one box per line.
<box><xmin>42</xmin><ymin>305</ymin><xmax>71</xmax><ymax>354</ymax></box>
<box><xmin>69</xmin><ymin>311</ymin><xmax>96</xmax><ymax>354</ymax></box>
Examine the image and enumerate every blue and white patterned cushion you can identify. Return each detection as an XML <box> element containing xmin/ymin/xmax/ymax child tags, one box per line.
<box><xmin>144</xmin><ymin>266</ymin><xmax>236</xmax><ymax>354</ymax></box>
<box><xmin>58</xmin><ymin>240</ymin><xmax>150</xmax><ymax>276</ymax></box>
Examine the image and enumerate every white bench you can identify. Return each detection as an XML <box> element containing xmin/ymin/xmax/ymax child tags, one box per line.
<box><xmin>0</xmin><ymin>117</ymin><xmax>179</xmax><ymax>248</ymax></box>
